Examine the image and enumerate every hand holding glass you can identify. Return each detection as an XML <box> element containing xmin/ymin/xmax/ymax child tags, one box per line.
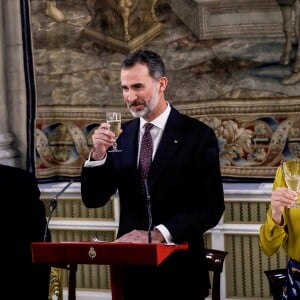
<box><xmin>282</xmin><ymin>160</ymin><xmax>300</xmax><ymax>208</ymax></box>
<box><xmin>106</xmin><ymin>112</ymin><xmax>122</xmax><ymax>152</ymax></box>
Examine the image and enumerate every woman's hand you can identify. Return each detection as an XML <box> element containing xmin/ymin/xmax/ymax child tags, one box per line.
<box><xmin>271</xmin><ymin>187</ymin><xmax>298</xmax><ymax>224</ymax></box>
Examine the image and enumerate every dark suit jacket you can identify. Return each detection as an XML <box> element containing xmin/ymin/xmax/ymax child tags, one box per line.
<box><xmin>81</xmin><ymin>106</ymin><xmax>224</xmax><ymax>299</ymax></box>
<box><xmin>0</xmin><ymin>164</ymin><xmax>50</xmax><ymax>299</ymax></box>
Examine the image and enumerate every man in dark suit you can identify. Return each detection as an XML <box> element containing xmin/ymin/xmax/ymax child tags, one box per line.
<box><xmin>81</xmin><ymin>50</ymin><xmax>225</xmax><ymax>300</ymax></box>
<box><xmin>0</xmin><ymin>164</ymin><xmax>50</xmax><ymax>299</ymax></box>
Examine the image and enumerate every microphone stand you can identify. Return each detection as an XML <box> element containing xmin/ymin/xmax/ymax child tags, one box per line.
<box><xmin>43</xmin><ymin>180</ymin><xmax>74</xmax><ymax>242</ymax></box>
<box><xmin>144</xmin><ymin>179</ymin><xmax>152</xmax><ymax>243</ymax></box>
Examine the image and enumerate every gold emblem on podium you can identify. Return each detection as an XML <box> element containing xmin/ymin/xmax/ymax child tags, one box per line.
<box><xmin>88</xmin><ymin>246</ymin><xmax>97</xmax><ymax>260</ymax></box>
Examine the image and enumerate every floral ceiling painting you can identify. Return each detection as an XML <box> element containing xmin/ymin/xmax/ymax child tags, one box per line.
<box><xmin>28</xmin><ymin>0</ymin><xmax>300</xmax><ymax>181</ymax></box>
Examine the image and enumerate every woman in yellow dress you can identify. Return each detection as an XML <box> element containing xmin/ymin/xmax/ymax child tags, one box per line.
<box><xmin>259</xmin><ymin>163</ymin><xmax>300</xmax><ymax>299</ymax></box>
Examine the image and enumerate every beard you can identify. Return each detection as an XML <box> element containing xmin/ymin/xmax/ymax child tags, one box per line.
<box><xmin>128</xmin><ymin>85</ymin><xmax>160</xmax><ymax>118</ymax></box>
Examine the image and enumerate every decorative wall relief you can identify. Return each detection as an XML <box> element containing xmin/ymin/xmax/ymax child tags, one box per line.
<box><xmin>29</xmin><ymin>0</ymin><xmax>300</xmax><ymax>181</ymax></box>
<box><xmin>35</xmin><ymin>106</ymin><xmax>130</xmax><ymax>180</ymax></box>
<box><xmin>276</xmin><ymin>0</ymin><xmax>300</xmax><ymax>85</ymax></box>
<box><xmin>83</xmin><ymin>0</ymin><xmax>165</xmax><ymax>53</ymax></box>
<box><xmin>34</xmin><ymin>99</ymin><xmax>300</xmax><ymax>180</ymax></box>
<box><xmin>177</xmin><ymin>99</ymin><xmax>300</xmax><ymax>179</ymax></box>
<box><xmin>168</xmin><ymin>0</ymin><xmax>283</xmax><ymax>40</ymax></box>
<box><xmin>35</xmin><ymin>104</ymin><xmax>136</xmax><ymax>180</ymax></box>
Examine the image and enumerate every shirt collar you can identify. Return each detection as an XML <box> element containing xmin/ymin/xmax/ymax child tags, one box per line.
<box><xmin>140</xmin><ymin>102</ymin><xmax>171</xmax><ymax>130</ymax></box>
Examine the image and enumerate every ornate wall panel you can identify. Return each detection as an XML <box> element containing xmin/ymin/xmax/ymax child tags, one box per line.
<box><xmin>29</xmin><ymin>1</ymin><xmax>300</xmax><ymax>181</ymax></box>
<box><xmin>225</xmin><ymin>234</ymin><xmax>288</xmax><ymax>298</ymax></box>
<box><xmin>35</xmin><ymin>98</ymin><xmax>300</xmax><ymax>180</ymax></box>
<box><xmin>169</xmin><ymin>0</ymin><xmax>283</xmax><ymax>40</ymax></box>
<box><xmin>176</xmin><ymin>98</ymin><xmax>300</xmax><ymax>179</ymax></box>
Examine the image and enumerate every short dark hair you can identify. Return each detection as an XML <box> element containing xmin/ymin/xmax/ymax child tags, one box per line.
<box><xmin>121</xmin><ymin>50</ymin><xmax>165</xmax><ymax>80</ymax></box>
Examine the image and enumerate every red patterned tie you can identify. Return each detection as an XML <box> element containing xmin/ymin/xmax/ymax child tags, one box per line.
<box><xmin>139</xmin><ymin>123</ymin><xmax>154</xmax><ymax>181</ymax></box>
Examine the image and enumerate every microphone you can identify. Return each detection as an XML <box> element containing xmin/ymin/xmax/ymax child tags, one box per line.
<box><xmin>144</xmin><ymin>179</ymin><xmax>152</xmax><ymax>243</ymax></box>
<box><xmin>43</xmin><ymin>180</ymin><xmax>74</xmax><ymax>242</ymax></box>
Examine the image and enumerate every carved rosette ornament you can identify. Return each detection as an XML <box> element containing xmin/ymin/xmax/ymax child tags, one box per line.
<box><xmin>84</xmin><ymin>0</ymin><xmax>165</xmax><ymax>53</ymax></box>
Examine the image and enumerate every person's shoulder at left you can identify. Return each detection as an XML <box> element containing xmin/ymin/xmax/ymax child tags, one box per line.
<box><xmin>0</xmin><ymin>164</ymin><xmax>41</xmax><ymax>214</ymax></box>
<box><xmin>0</xmin><ymin>164</ymin><xmax>38</xmax><ymax>193</ymax></box>
<box><xmin>0</xmin><ymin>163</ymin><xmax>27</xmax><ymax>173</ymax></box>
<box><xmin>0</xmin><ymin>164</ymin><xmax>34</xmax><ymax>180</ymax></box>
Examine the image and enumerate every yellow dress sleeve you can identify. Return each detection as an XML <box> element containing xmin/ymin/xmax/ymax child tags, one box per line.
<box><xmin>259</xmin><ymin>166</ymin><xmax>288</xmax><ymax>256</ymax></box>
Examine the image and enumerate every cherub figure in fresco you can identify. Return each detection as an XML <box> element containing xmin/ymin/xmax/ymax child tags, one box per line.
<box><xmin>277</xmin><ymin>0</ymin><xmax>300</xmax><ymax>84</ymax></box>
<box><xmin>45</xmin><ymin>0</ymin><xmax>65</xmax><ymax>23</ymax></box>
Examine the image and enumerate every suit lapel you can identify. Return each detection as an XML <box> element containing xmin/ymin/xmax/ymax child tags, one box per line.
<box><xmin>149</xmin><ymin>108</ymin><xmax>184</xmax><ymax>184</ymax></box>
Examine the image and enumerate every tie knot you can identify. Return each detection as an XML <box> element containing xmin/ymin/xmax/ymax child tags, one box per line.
<box><xmin>144</xmin><ymin>123</ymin><xmax>154</xmax><ymax>132</ymax></box>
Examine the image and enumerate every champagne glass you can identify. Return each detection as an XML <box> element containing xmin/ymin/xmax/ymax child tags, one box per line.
<box><xmin>282</xmin><ymin>159</ymin><xmax>300</xmax><ymax>208</ymax></box>
<box><xmin>106</xmin><ymin>111</ymin><xmax>122</xmax><ymax>152</ymax></box>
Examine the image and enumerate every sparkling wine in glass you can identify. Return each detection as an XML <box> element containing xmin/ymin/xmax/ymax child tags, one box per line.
<box><xmin>282</xmin><ymin>159</ymin><xmax>300</xmax><ymax>208</ymax></box>
<box><xmin>106</xmin><ymin>111</ymin><xmax>122</xmax><ymax>152</ymax></box>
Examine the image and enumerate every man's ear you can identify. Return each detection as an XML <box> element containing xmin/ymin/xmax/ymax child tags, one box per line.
<box><xmin>159</xmin><ymin>76</ymin><xmax>168</xmax><ymax>92</ymax></box>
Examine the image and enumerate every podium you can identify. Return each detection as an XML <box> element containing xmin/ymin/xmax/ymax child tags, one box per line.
<box><xmin>31</xmin><ymin>242</ymin><xmax>188</xmax><ymax>300</ymax></box>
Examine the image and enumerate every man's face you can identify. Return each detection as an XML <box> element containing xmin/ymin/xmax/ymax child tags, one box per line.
<box><xmin>120</xmin><ymin>63</ymin><xmax>160</xmax><ymax>118</ymax></box>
